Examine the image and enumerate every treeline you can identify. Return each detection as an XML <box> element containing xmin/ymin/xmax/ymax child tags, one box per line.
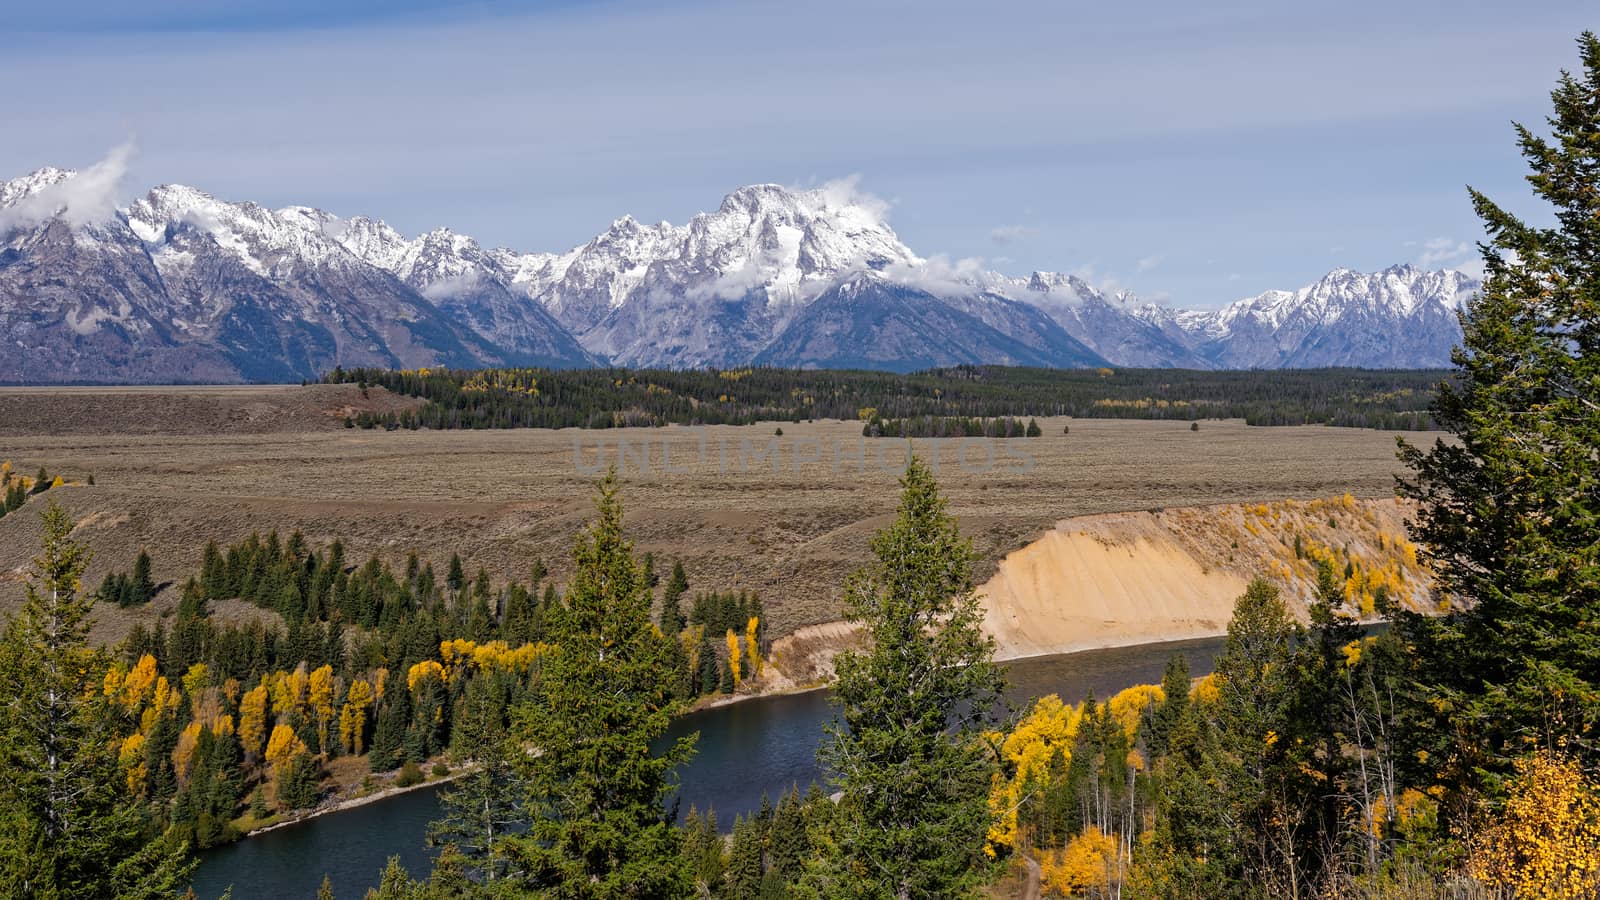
<box><xmin>862</xmin><ymin>414</ymin><xmax>1042</xmax><ymax>438</ymax></box>
<box><xmin>322</xmin><ymin>364</ymin><xmax>1448</xmax><ymax>431</ymax></box>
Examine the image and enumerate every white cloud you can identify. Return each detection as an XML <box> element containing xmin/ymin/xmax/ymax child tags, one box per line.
<box><xmin>881</xmin><ymin>254</ymin><xmax>997</xmax><ymax>299</ymax></box>
<box><xmin>1415</xmin><ymin>236</ymin><xmax>1483</xmax><ymax>279</ymax></box>
<box><xmin>805</xmin><ymin>174</ymin><xmax>891</xmax><ymax>225</ymax></box>
<box><xmin>1417</xmin><ymin>236</ymin><xmax>1471</xmax><ymax>267</ymax></box>
<box><xmin>420</xmin><ymin>271</ymin><xmax>482</xmax><ymax>300</ymax></box>
<box><xmin>685</xmin><ymin>259</ymin><xmax>770</xmax><ymax>302</ymax></box>
<box><xmin>1070</xmin><ymin>264</ymin><xmax>1126</xmax><ymax>297</ymax></box>
<box><xmin>989</xmin><ymin>224</ymin><xmax>1033</xmax><ymax>244</ymax></box>
<box><xmin>0</xmin><ymin>140</ymin><xmax>135</xmax><ymax>233</ymax></box>
<box><xmin>1136</xmin><ymin>254</ymin><xmax>1161</xmax><ymax>272</ymax></box>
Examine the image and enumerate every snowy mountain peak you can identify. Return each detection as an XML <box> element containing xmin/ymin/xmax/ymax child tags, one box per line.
<box><xmin>1</xmin><ymin>160</ymin><xmax>1482</xmax><ymax>381</ymax></box>
<box><xmin>0</xmin><ymin>167</ymin><xmax>78</xmax><ymax>208</ymax></box>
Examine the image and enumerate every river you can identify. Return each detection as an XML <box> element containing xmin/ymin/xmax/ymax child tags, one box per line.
<box><xmin>191</xmin><ymin>635</ymin><xmax>1225</xmax><ymax>899</ymax></box>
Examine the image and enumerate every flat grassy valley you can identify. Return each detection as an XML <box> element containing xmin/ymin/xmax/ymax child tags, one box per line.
<box><xmin>0</xmin><ymin>384</ymin><xmax>1426</xmax><ymax>644</ymax></box>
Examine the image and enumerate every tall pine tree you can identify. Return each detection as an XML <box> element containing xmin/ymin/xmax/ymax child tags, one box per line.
<box><xmin>1398</xmin><ymin>31</ymin><xmax>1600</xmax><ymax>781</ymax></box>
<box><xmin>0</xmin><ymin>501</ymin><xmax>194</xmax><ymax>897</ymax></box>
<box><xmin>818</xmin><ymin>457</ymin><xmax>1005</xmax><ymax>898</ymax></box>
<box><xmin>496</xmin><ymin>470</ymin><xmax>694</xmax><ymax>897</ymax></box>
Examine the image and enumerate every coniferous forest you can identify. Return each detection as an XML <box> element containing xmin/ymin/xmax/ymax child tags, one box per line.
<box><xmin>3</xmin><ymin>27</ymin><xmax>1600</xmax><ymax>900</ymax></box>
<box><xmin>324</xmin><ymin>365</ymin><xmax>1449</xmax><ymax>432</ymax></box>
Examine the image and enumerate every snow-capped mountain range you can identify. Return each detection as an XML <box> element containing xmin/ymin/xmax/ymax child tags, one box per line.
<box><xmin>0</xmin><ymin>165</ymin><xmax>1477</xmax><ymax>383</ymax></box>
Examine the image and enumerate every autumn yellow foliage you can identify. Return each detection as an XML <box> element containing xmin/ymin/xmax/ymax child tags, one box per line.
<box><xmin>745</xmin><ymin>617</ymin><xmax>763</xmax><ymax>679</ymax></box>
<box><xmin>238</xmin><ymin>682</ymin><xmax>269</xmax><ymax>760</ymax></box>
<box><xmin>1106</xmin><ymin>684</ymin><xmax>1163</xmax><ymax>740</ymax></box>
<box><xmin>1041</xmin><ymin>826</ymin><xmax>1121</xmax><ymax>897</ymax></box>
<box><xmin>988</xmin><ymin>694</ymin><xmax>1084</xmax><ymax>852</ymax></box>
<box><xmin>265</xmin><ymin>724</ymin><xmax>309</xmax><ymax>772</ymax></box>
<box><xmin>407</xmin><ymin>659</ymin><xmax>446</xmax><ymax>691</ymax></box>
<box><xmin>725</xmin><ymin>629</ymin><xmax>742</xmax><ymax>685</ymax></box>
<box><xmin>439</xmin><ymin>639</ymin><xmax>552</xmax><ymax>681</ymax></box>
<box><xmin>340</xmin><ymin>678</ymin><xmax>375</xmax><ymax>755</ymax></box>
<box><xmin>1468</xmin><ymin>752</ymin><xmax>1600</xmax><ymax>899</ymax></box>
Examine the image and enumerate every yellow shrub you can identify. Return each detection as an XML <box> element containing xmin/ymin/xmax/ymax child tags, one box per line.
<box><xmin>1041</xmin><ymin>826</ymin><xmax>1121</xmax><ymax>896</ymax></box>
<box><xmin>1469</xmin><ymin>752</ymin><xmax>1600</xmax><ymax>899</ymax></box>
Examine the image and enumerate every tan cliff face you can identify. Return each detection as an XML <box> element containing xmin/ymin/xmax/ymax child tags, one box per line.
<box><xmin>980</xmin><ymin>528</ymin><xmax>1250</xmax><ymax>661</ymax></box>
<box><xmin>760</xmin><ymin>496</ymin><xmax>1432</xmax><ymax>687</ymax></box>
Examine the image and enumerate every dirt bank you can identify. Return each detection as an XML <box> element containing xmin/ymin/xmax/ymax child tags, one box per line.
<box><xmin>754</xmin><ymin>496</ymin><xmax>1431</xmax><ymax>687</ymax></box>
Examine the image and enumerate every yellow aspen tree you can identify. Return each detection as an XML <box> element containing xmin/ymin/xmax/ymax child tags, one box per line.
<box><xmin>745</xmin><ymin>616</ymin><xmax>763</xmax><ymax>679</ymax></box>
<box><xmin>1469</xmin><ymin>751</ymin><xmax>1600</xmax><ymax>899</ymax></box>
<box><xmin>340</xmin><ymin>679</ymin><xmax>375</xmax><ymax>755</ymax></box>
<box><xmin>725</xmin><ymin>628</ymin><xmax>742</xmax><ymax>685</ymax></box>
<box><xmin>183</xmin><ymin>659</ymin><xmax>212</xmax><ymax>701</ymax></box>
<box><xmin>308</xmin><ymin>664</ymin><xmax>336</xmax><ymax>755</ymax></box>
<box><xmin>140</xmin><ymin>676</ymin><xmax>179</xmax><ymax>734</ymax></box>
<box><xmin>172</xmin><ymin>721</ymin><xmax>203</xmax><ymax>784</ymax></box>
<box><xmin>265</xmin><ymin>723</ymin><xmax>309</xmax><ymax>773</ymax></box>
<box><xmin>119</xmin><ymin>733</ymin><xmax>148</xmax><ymax>796</ymax></box>
<box><xmin>373</xmin><ymin>667</ymin><xmax>388</xmax><ymax>701</ymax></box>
<box><xmin>1041</xmin><ymin>826</ymin><xmax>1121</xmax><ymax>897</ymax></box>
<box><xmin>238</xmin><ymin>682</ymin><xmax>269</xmax><ymax>762</ymax></box>
<box><xmin>407</xmin><ymin>659</ymin><xmax>445</xmax><ymax>691</ymax></box>
<box><xmin>269</xmin><ymin>671</ymin><xmax>293</xmax><ymax>716</ymax></box>
<box><xmin>119</xmin><ymin>654</ymin><xmax>158</xmax><ymax>710</ymax></box>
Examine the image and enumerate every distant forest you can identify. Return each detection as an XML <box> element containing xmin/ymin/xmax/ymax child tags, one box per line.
<box><xmin>324</xmin><ymin>365</ymin><xmax>1450</xmax><ymax>431</ymax></box>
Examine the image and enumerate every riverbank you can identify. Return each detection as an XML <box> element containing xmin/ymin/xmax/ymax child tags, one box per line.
<box><xmin>194</xmin><ymin>636</ymin><xmax>1232</xmax><ymax>900</ymax></box>
<box><xmin>246</xmin><ymin>765</ymin><xmax>467</xmax><ymax>837</ymax></box>
<box><xmin>733</xmin><ymin>496</ymin><xmax>1430</xmax><ymax>702</ymax></box>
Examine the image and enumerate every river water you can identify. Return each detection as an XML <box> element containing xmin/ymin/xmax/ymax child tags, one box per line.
<box><xmin>191</xmin><ymin>636</ymin><xmax>1224</xmax><ymax>899</ymax></box>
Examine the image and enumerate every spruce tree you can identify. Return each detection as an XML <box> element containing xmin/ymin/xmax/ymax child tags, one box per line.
<box><xmin>818</xmin><ymin>456</ymin><xmax>1005</xmax><ymax>898</ymax></box>
<box><xmin>446</xmin><ymin>554</ymin><xmax>465</xmax><ymax>600</ymax></box>
<box><xmin>495</xmin><ymin>470</ymin><xmax>694</xmax><ymax>896</ymax></box>
<box><xmin>1398</xmin><ymin>31</ymin><xmax>1600</xmax><ymax>778</ymax></box>
<box><xmin>725</xmin><ymin>814</ymin><xmax>764</xmax><ymax>899</ymax></box>
<box><xmin>1143</xmin><ymin>653</ymin><xmax>1190</xmax><ymax>760</ymax></box>
<box><xmin>1212</xmin><ymin>577</ymin><xmax>1304</xmax><ymax>891</ymax></box>
<box><xmin>0</xmin><ymin>501</ymin><xmax>194</xmax><ymax>896</ymax></box>
<box><xmin>368</xmin><ymin>687</ymin><xmax>410</xmax><ymax>773</ymax></box>
<box><xmin>429</xmin><ymin>674</ymin><xmax>520</xmax><ymax>882</ymax></box>
<box><xmin>660</xmin><ymin>561</ymin><xmax>689</xmax><ymax>635</ymax></box>
<box><xmin>697</xmin><ymin>633</ymin><xmax>720</xmax><ymax>697</ymax></box>
<box><xmin>129</xmin><ymin>550</ymin><xmax>155</xmax><ymax>606</ymax></box>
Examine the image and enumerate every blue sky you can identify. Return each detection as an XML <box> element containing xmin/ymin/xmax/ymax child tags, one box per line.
<box><xmin>3</xmin><ymin>0</ymin><xmax>1591</xmax><ymax>307</ymax></box>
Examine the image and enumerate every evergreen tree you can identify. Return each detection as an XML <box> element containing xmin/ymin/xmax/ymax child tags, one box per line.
<box><xmin>818</xmin><ymin>457</ymin><xmax>1005</xmax><ymax>898</ymax></box>
<box><xmin>697</xmin><ymin>633</ymin><xmax>720</xmax><ymax>697</ymax></box>
<box><xmin>765</xmin><ymin>787</ymin><xmax>808</xmax><ymax>891</ymax></box>
<box><xmin>659</xmin><ymin>561</ymin><xmax>689</xmax><ymax>635</ymax></box>
<box><xmin>1213</xmin><ymin>577</ymin><xmax>1305</xmax><ymax>893</ymax></box>
<box><xmin>446</xmin><ymin>554</ymin><xmax>465</xmax><ymax>600</ymax></box>
<box><xmin>1143</xmin><ymin>653</ymin><xmax>1190</xmax><ymax>760</ymax></box>
<box><xmin>369</xmin><ymin>686</ymin><xmax>410</xmax><ymax>773</ymax></box>
<box><xmin>725</xmin><ymin>813</ymin><xmax>764</xmax><ymax>899</ymax></box>
<box><xmin>0</xmin><ymin>501</ymin><xmax>194</xmax><ymax>896</ymax></box>
<box><xmin>1397</xmin><ymin>31</ymin><xmax>1600</xmax><ymax>780</ymax></box>
<box><xmin>430</xmin><ymin>673</ymin><xmax>520</xmax><ymax>882</ymax></box>
<box><xmin>276</xmin><ymin>753</ymin><xmax>321</xmax><ymax>810</ymax></box>
<box><xmin>129</xmin><ymin>550</ymin><xmax>155</xmax><ymax>606</ymax></box>
<box><xmin>495</xmin><ymin>470</ymin><xmax>694</xmax><ymax>896</ymax></box>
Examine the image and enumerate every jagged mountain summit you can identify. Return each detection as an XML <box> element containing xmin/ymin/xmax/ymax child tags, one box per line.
<box><xmin>0</xmin><ymin>165</ymin><xmax>1475</xmax><ymax>383</ymax></box>
<box><xmin>1177</xmin><ymin>265</ymin><xmax>1475</xmax><ymax>369</ymax></box>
